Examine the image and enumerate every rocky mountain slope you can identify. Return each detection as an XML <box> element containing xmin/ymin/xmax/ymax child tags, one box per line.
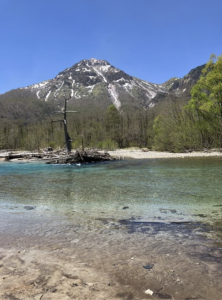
<box><xmin>20</xmin><ymin>58</ymin><xmax>168</xmax><ymax>110</ymax></box>
<box><xmin>0</xmin><ymin>58</ymin><xmax>205</xmax><ymax>119</ymax></box>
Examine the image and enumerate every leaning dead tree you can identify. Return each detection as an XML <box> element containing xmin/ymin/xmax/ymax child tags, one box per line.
<box><xmin>51</xmin><ymin>95</ymin><xmax>77</xmax><ymax>154</ymax></box>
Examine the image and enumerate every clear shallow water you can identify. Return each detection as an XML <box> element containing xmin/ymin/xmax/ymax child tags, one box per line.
<box><xmin>1</xmin><ymin>158</ymin><xmax>222</xmax><ymax>224</ymax></box>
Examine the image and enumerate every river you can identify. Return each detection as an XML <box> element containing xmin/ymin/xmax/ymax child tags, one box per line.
<box><xmin>0</xmin><ymin>158</ymin><xmax>222</xmax><ymax>299</ymax></box>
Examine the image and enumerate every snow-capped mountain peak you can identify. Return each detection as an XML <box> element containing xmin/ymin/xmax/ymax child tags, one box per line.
<box><xmin>20</xmin><ymin>59</ymin><xmax>204</xmax><ymax>111</ymax></box>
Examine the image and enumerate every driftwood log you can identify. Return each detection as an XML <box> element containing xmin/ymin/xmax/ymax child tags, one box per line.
<box><xmin>0</xmin><ymin>152</ymin><xmax>44</xmax><ymax>161</ymax></box>
<box><xmin>7</xmin><ymin>153</ymin><xmax>44</xmax><ymax>160</ymax></box>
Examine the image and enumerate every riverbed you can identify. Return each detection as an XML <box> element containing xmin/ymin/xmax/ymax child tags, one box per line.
<box><xmin>0</xmin><ymin>158</ymin><xmax>222</xmax><ymax>299</ymax></box>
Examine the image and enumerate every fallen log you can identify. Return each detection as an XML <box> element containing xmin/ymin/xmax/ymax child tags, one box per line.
<box><xmin>8</xmin><ymin>153</ymin><xmax>44</xmax><ymax>160</ymax></box>
<box><xmin>0</xmin><ymin>152</ymin><xmax>44</xmax><ymax>161</ymax></box>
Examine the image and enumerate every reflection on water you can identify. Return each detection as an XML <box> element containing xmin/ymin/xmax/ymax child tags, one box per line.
<box><xmin>1</xmin><ymin>158</ymin><xmax>222</xmax><ymax>225</ymax></box>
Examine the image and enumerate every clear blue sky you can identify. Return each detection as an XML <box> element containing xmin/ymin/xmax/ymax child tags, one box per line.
<box><xmin>0</xmin><ymin>0</ymin><xmax>221</xmax><ymax>94</ymax></box>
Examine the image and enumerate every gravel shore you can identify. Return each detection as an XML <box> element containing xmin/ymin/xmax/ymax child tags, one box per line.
<box><xmin>108</xmin><ymin>149</ymin><xmax>222</xmax><ymax>159</ymax></box>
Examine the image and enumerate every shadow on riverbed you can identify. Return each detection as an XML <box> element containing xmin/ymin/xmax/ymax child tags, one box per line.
<box><xmin>118</xmin><ymin>218</ymin><xmax>222</xmax><ymax>246</ymax></box>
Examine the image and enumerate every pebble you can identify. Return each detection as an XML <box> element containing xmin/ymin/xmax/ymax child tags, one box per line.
<box><xmin>87</xmin><ymin>283</ymin><xmax>94</xmax><ymax>287</ymax></box>
<box><xmin>143</xmin><ymin>263</ymin><xmax>154</xmax><ymax>270</ymax></box>
<box><xmin>145</xmin><ymin>289</ymin><xmax>154</xmax><ymax>295</ymax></box>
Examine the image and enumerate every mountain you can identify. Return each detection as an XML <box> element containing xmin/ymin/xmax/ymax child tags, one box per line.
<box><xmin>0</xmin><ymin>58</ymin><xmax>205</xmax><ymax>120</ymax></box>
<box><xmin>149</xmin><ymin>64</ymin><xmax>205</xmax><ymax>105</ymax></box>
<box><xmin>18</xmin><ymin>58</ymin><xmax>168</xmax><ymax>111</ymax></box>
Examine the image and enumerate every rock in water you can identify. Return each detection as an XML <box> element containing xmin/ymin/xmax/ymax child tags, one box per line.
<box><xmin>24</xmin><ymin>206</ymin><xmax>36</xmax><ymax>210</ymax></box>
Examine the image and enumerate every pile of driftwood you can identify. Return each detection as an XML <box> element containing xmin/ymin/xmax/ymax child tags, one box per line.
<box><xmin>0</xmin><ymin>149</ymin><xmax>115</xmax><ymax>164</ymax></box>
<box><xmin>46</xmin><ymin>150</ymin><xmax>115</xmax><ymax>164</ymax></box>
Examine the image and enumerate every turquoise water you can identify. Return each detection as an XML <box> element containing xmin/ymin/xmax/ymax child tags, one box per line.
<box><xmin>1</xmin><ymin>158</ymin><xmax>222</xmax><ymax>223</ymax></box>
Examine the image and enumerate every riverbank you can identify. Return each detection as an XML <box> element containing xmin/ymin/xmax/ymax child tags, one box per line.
<box><xmin>108</xmin><ymin>149</ymin><xmax>222</xmax><ymax>159</ymax></box>
<box><xmin>1</xmin><ymin>149</ymin><xmax>222</xmax><ymax>163</ymax></box>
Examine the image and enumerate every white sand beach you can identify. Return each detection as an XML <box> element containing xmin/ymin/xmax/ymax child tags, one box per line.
<box><xmin>108</xmin><ymin>149</ymin><xmax>222</xmax><ymax>159</ymax></box>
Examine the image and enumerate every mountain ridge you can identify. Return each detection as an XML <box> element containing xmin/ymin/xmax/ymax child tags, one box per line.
<box><xmin>0</xmin><ymin>59</ymin><xmax>205</xmax><ymax>120</ymax></box>
<box><xmin>19</xmin><ymin>58</ymin><xmax>167</xmax><ymax>110</ymax></box>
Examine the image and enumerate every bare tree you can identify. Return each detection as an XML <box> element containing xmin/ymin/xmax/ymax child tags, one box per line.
<box><xmin>51</xmin><ymin>96</ymin><xmax>78</xmax><ymax>154</ymax></box>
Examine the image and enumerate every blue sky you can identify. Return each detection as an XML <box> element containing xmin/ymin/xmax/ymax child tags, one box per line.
<box><xmin>0</xmin><ymin>0</ymin><xmax>221</xmax><ymax>94</ymax></box>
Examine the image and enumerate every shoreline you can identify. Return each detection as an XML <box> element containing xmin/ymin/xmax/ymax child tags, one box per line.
<box><xmin>1</xmin><ymin>149</ymin><xmax>222</xmax><ymax>163</ymax></box>
<box><xmin>108</xmin><ymin>149</ymin><xmax>222</xmax><ymax>159</ymax></box>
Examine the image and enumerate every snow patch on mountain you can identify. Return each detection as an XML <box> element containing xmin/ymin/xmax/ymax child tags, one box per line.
<box><xmin>123</xmin><ymin>82</ymin><xmax>134</xmax><ymax>91</ymax></box>
<box><xmin>36</xmin><ymin>90</ymin><xmax>41</xmax><ymax>99</ymax></box>
<box><xmin>114</xmin><ymin>78</ymin><xmax>126</xmax><ymax>83</ymax></box>
<box><xmin>54</xmin><ymin>81</ymin><xmax>64</xmax><ymax>96</ymax></box>
<box><xmin>108</xmin><ymin>84</ymin><xmax>121</xmax><ymax>110</ymax></box>
<box><xmin>82</xmin><ymin>68</ymin><xmax>91</xmax><ymax>72</ymax></box>
<box><xmin>85</xmin><ymin>85</ymin><xmax>95</xmax><ymax>93</ymax></box>
<box><xmin>23</xmin><ymin>80</ymin><xmax>50</xmax><ymax>90</ymax></box>
<box><xmin>74</xmin><ymin>91</ymin><xmax>81</xmax><ymax>99</ymax></box>
<box><xmin>92</xmin><ymin>66</ymin><xmax>107</xmax><ymax>83</ymax></box>
<box><xmin>45</xmin><ymin>91</ymin><xmax>51</xmax><ymax>101</ymax></box>
<box><xmin>100</xmin><ymin>65</ymin><xmax>111</xmax><ymax>72</ymax></box>
<box><xmin>136</xmin><ymin>81</ymin><xmax>157</xmax><ymax>99</ymax></box>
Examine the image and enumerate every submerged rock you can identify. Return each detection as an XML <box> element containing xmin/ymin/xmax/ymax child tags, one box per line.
<box><xmin>24</xmin><ymin>206</ymin><xmax>36</xmax><ymax>210</ymax></box>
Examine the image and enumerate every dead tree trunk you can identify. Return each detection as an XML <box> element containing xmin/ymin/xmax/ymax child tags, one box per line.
<box><xmin>63</xmin><ymin>98</ymin><xmax>72</xmax><ymax>154</ymax></box>
<box><xmin>51</xmin><ymin>96</ymin><xmax>78</xmax><ymax>155</ymax></box>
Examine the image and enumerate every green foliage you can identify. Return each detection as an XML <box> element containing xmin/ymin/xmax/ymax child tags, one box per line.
<box><xmin>97</xmin><ymin>139</ymin><xmax>118</xmax><ymax>150</ymax></box>
<box><xmin>105</xmin><ymin>105</ymin><xmax>122</xmax><ymax>143</ymax></box>
<box><xmin>0</xmin><ymin>103</ymin><xmax>156</xmax><ymax>151</ymax></box>
<box><xmin>188</xmin><ymin>54</ymin><xmax>222</xmax><ymax>119</ymax></box>
<box><xmin>185</xmin><ymin>54</ymin><xmax>222</xmax><ymax>148</ymax></box>
<box><xmin>153</xmin><ymin>54</ymin><xmax>222</xmax><ymax>152</ymax></box>
<box><xmin>48</xmin><ymin>141</ymin><xmax>56</xmax><ymax>149</ymax></box>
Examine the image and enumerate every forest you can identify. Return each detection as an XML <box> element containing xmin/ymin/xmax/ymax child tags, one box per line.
<box><xmin>0</xmin><ymin>54</ymin><xmax>221</xmax><ymax>152</ymax></box>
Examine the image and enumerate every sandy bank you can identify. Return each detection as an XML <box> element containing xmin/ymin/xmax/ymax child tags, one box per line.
<box><xmin>108</xmin><ymin>149</ymin><xmax>222</xmax><ymax>159</ymax></box>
